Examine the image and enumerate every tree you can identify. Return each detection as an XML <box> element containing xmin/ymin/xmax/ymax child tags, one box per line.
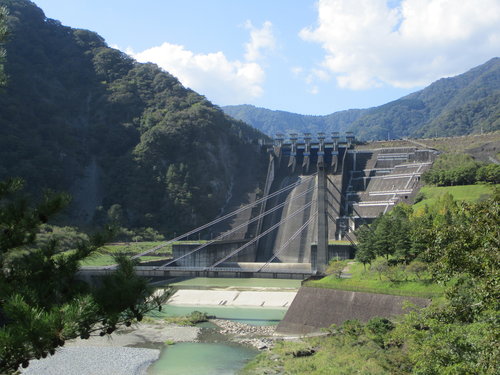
<box><xmin>326</xmin><ymin>259</ymin><xmax>346</xmax><ymax>278</ymax></box>
<box><xmin>0</xmin><ymin>178</ymin><xmax>170</xmax><ymax>373</ymax></box>
<box><xmin>0</xmin><ymin>5</ymin><xmax>7</xmax><ymax>87</ymax></box>
<box><xmin>354</xmin><ymin>224</ymin><xmax>376</xmax><ymax>269</ymax></box>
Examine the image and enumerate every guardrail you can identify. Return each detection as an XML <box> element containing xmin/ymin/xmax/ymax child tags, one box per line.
<box><xmin>80</xmin><ymin>265</ymin><xmax>313</xmax><ymax>274</ymax></box>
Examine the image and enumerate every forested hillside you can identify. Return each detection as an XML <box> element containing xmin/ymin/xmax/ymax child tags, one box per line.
<box><xmin>224</xmin><ymin>58</ymin><xmax>500</xmax><ymax>140</ymax></box>
<box><xmin>222</xmin><ymin>104</ymin><xmax>366</xmax><ymax>136</ymax></box>
<box><xmin>0</xmin><ymin>0</ymin><xmax>267</xmax><ymax>234</ymax></box>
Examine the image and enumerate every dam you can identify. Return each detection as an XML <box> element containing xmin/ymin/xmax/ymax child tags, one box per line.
<box><xmin>80</xmin><ymin>133</ymin><xmax>437</xmax><ymax>280</ymax></box>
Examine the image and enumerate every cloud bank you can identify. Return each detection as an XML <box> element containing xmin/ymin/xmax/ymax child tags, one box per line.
<box><xmin>132</xmin><ymin>21</ymin><xmax>275</xmax><ymax>105</ymax></box>
<box><xmin>300</xmin><ymin>0</ymin><xmax>500</xmax><ymax>90</ymax></box>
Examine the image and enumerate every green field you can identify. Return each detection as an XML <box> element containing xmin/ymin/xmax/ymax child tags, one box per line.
<box><xmin>414</xmin><ymin>183</ymin><xmax>497</xmax><ymax>209</ymax></box>
<box><xmin>79</xmin><ymin>254</ymin><xmax>170</xmax><ymax>267</ymax></box>
<box><xmin>306</xmin><ymin>262</ymin><xmax>444</xmax><ymax>299</ymax></box>
<box><xmin>77</xmin><ymin>240</ymin><xmax>211</xmax><ymax>266</ymax></box>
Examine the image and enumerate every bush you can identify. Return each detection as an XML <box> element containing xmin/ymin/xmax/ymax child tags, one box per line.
<box><xmin>406</xmin><ymin>260</ymin><xmax>428</xmax><ymax>280</ymax></box>
<box><xmin>326</xmin><ymin>259</ymin><xmax>347</xmax><ymax>278</ymax></box>
<box><xmin>476</xmin><ymin>164</ymin><xmax>500</xmax><ymax>184</ymax></box>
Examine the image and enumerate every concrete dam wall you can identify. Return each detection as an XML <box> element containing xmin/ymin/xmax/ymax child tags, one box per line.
<box><xmin>163</xmin><ymin>135</ymin><xmax>437</xmax><ymax>272</ymax></box>
<box><xmin>276</xmin><ymin>286</ymin><xmax>429</xmax><ymax>335</ymax></box>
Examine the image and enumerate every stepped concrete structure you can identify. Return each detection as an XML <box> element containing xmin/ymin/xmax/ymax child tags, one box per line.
<box><xmin>80</xmin><ymin>133</ymin><xmax>437</xmax><ymax>280</ymax></box>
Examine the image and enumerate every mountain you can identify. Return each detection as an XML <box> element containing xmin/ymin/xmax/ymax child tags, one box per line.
<box><xmin>0</xmin><ymin>0</ymin><xmax>267</xmax><ymax>234</ymax></box>
<box><xmin>222</xmin><ymin>104</ymin><xmax>367</xmax><ymax>136</ymax></box>
<box><xmin>223</xmin><ymin>58</ymin><xmax>500</xmax><ymax>140</ymax></box>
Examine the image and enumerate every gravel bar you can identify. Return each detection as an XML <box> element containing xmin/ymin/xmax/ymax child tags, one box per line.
<box><xmin>21</xmin><ymin>346</ymin><xmax>159</xmax><ymax>375</ymax></box>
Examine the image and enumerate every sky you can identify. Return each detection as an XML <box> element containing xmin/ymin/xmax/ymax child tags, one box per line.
<box><xmin>34</xmin><ymin>0</ymin><xmax>500</xmax><ymax>115</ymax></box>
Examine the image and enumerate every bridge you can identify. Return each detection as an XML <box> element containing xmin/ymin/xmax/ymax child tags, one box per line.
<box><xmin>79</xmin><ymin>133</ymin><xmax>437</xmax><ymax>281</ymax></box>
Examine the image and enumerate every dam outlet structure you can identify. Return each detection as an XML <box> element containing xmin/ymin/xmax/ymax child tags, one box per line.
<box><xmin>79</xmin><ymin>133</ymin><xmax>437</xmax><ymax>280</ymax></box>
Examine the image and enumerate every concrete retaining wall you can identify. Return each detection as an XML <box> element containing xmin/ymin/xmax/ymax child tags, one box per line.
<box><xmin>276</xmin><ymin>286</ymin><xmax>429</xmax><ymax>335</ymax></box>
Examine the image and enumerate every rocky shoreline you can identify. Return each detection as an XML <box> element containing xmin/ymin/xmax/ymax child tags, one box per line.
<box><xmin>21</xmin><ymin>318</ymin><xmax>284</xmax><ymax>374</ymax></box>
<box><xmin>210</xmin><ymin>319</ymin><xmax>280</xmax><ymax>350</ymax></box>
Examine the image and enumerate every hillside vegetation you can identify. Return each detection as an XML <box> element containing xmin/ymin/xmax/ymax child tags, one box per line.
<box><xmin>222</xmin><ymin>104</ymin><xmax>366</xmax><ymax>137</ymax></box>
<box><xmin>224</xmin><ymin>58</ymin><xmax>500</xmax><ymax>140</ymax></box>
<box><xmin>244</xmin><ymin>189</ymin><xmax>499</xmax><ymax>375</ymax></box>
<box><xmin>0</xmin><ymin>0</ymin><xmax>267</xmax><ymax>235</ymax></box>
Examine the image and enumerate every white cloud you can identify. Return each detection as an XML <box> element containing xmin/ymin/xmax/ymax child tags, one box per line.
<box><xmin>244</xmin><ymin>21</ymin><xmax>276</xmax><ymax>61</ymax></box>
<box><xmin>308</xmin><ymin>85</ymin><xmax>320</xmax><ymax>95</ymax></box>
<box><xmin>128</xmin><ymin>21</ymin><xmax>276</xmax><ymax>105</ymax></box>
<box><xmin>132</xmin><ymin>42</ymin><xmax>265</xmax><ymax>105</ymax></box>
<box><xmin>291</xmin><ymin>66</ymin><xmax>303</xmax><ymax>76</ymax></box>
<box><xmin>300</xmin><ymin>0</ymin><xmax>500</xmax><ymax>90</ymax></box>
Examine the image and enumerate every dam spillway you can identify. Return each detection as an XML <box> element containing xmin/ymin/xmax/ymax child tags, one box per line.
<box><xmin>167</xmin><ymin>133</ymin><xmax>438</xmax><ymax>275</ymax></box>
<box><xmin>80</xmin><ymin>134</ymin><xmax>438</xmax><ymax>280</ymax></box>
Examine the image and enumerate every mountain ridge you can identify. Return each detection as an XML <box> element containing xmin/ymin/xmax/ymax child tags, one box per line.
<box><xmin>223</xmin><ymin>57</ymin><xmax>500</xmax><ymax>139</ymax></box>
<box><xmin>0</xmin><ymin>0</ymin><xmax>267</xmax><ymax>234</ymax></box>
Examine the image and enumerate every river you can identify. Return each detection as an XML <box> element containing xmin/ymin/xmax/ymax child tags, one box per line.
<box><xmin>146</xmin><ymin>277</ymin><xmax>298</xmax><ymax>374</ymax></box>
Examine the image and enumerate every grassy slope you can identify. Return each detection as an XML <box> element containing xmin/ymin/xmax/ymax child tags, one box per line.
<box><xmin>78</xmin><ymin>241</ymin><xmax>168</xmax><ymax>266</ymax></box>
<box><xmin>356</xmin><ymin>131</ymin><xmax>500</xmax><ymax>153</ymax></box>
<box><xmin>306</xmin><ymin>262</ymin><xmax>444</xmax><ymax>299</ymax></box>
<box><xmin>414</xmin><ymin>184</ymin><xmax>498</xmax><ymax>210</ymax></box>
<box><xmin>79</xmin><ymin>240</ymin><xmax>210</xmax><ymax>266</ymax></box>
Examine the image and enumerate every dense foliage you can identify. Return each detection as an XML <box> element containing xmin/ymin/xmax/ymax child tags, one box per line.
<box><xmin>244</xmin><ymin>191</ymin><xmax>499</xmax><ymax>374</ymax></box>
<box><xmin>222</xmin><ymin>104</ymin><xmax>366</xmax><ymax>136</ymax></box>
<box><xmin>0</xmin><ymin>0</ymin><xmax>267</xmax><ymax>235</ymax></box>
<box><xmin>0</xmin><ymin>178</ymin><xmax>170</xmax><ymax>373</ymax></box>
<box><xmin>0</xmin><ymin>5</ymin><xmax>6</xmax><ymax>86</ymax></box>
<box><xmin>422</xmin><ymin>153</ymin><xmax>500</xmax><ymax>186</ymax></box>
<box><xmin>225</xmin><ymin>58</ymin><xmax>500</xmax><ymax>140</ymax></box>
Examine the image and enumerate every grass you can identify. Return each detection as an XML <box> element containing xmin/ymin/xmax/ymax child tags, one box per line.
<box><xmin>242</xmin><ymin>335</ymin><xmax>389</xmax><ymax>375</ymax></box>
<box><xmin>99</xmin><ymin>241</ymin><xmax>170</xmax><ymax>255</ymax></box>
<box><xmin>77</xmin><ymin>240</ymin><xmax>208</xmax><ymax>266</ymax></box>
<box><xmin>79</xmin><ymin>255</ymin><xmax>169</xmax><ymax>267</ymax></box>
<box><xmin>414</xmin><ymin>184</ymin><xmax>497</xmax><ymax>210</ymax></box>
<box><xmin>163</xmin><ymin>311</ymin><xmax>209</xmax><ymax>326</ymax></box>
<box><xmin>305</xmin><ymin>261</ymin><xmax>444</xmax><ymax>299</ymax></box>
<box><xmin>328</xmin><ymin>240</ymin><xmax>352</xmax><ymax>245</ymax></box>
<box><xmin>356</xmin><ymin>131</ymin><xmax>500</xmax><ymax>153</ymax></box>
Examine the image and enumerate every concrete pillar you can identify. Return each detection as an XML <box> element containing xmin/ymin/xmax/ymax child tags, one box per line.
<box><xmin>315</xmin><ymin>160</ymin><xmax>329</xmax><ymax>274</ymax></box>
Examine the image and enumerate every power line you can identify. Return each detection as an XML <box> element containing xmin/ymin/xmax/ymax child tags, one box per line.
<box><xmin>208</xmin><ymin>199</ymin><xmax>316</xmax><ymax>268</ymax></box>
<box><xmin>155</xmin><ymin>184</ymin><xmax>316</xmax><ymax>269</ymax></box>
<box><xmin>259</xmin><ymin>210</ymin><xmax>318</xmax><ymax>271</ymax></box>
<box><xmin>131</xmin><ymin>173</ymin><xmax>317</xmax><ymax>259</ymax></box>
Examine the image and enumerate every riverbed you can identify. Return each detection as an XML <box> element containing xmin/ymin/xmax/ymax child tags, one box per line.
<box><xmin>22</xmin><ymin>278</ymin><xmax>298</xmax><ymax>374</ymax></box>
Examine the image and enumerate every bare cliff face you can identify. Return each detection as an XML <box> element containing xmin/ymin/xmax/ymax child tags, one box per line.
<box><xmin>0</xmin><ymin>0</ymin><xmax>268</xmax><ymax>233</ymax></box>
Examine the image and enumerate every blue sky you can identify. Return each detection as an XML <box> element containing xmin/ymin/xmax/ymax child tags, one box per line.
<box><xmin>34</xmin><ymin>0</ymin><xmax>500</xmax><ymax>115</ymax></box>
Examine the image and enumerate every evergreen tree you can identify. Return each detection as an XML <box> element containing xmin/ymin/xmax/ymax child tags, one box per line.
<box><xmin>0</xmin><ymin>5</ymin><xmax>7</xmax><ymax>86</ymax></box>
<box><xmin>0</xmin><ymin>178</ymin><xmax>170</xmax><ymax>373</ymax></box>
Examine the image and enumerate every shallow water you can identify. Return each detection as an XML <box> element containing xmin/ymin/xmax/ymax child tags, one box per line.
<box><xmin>146</xmin><ymin>304</ymin><xmax>284</xmax><ymax>374</ymax></box>
<box><xmin>147</xmin><ymin>342</ymin><xmax>258</xmax><ymax>375</ymax></box>
<box><xmin>154</xmin><ymin>304</ymin><xmax>287</xmax><ymax>326</ymax></box>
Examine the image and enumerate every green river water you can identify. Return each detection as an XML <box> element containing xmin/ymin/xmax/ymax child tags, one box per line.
<box><xmin>146</xmin><ymin>305</ymin><xmax>284</xmax><ymax>374</ymax></box>
<box><xmin>145</xmin><ymin>277</ymin><xmax>297</xmax><ymax>374</ymax></box>
<box><xmin>147</xmin><ymin>342</ymin><xmax>258</xmax><ymax>375</ymax></box>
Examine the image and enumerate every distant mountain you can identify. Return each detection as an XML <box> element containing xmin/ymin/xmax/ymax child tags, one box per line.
<box><xmin>223</xmin><ymin>58</ymin><xmax>500</xmax><ymax>140</ymax></box>
<box><xmin>222</xmin><ymin>105</ymin><xmax>367</xmax><ymax>137</ymax></box>
<box><xmin>0</xmin><ymin>0</ymin><xmax>267</xmax><ymax>234</ymax></box>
